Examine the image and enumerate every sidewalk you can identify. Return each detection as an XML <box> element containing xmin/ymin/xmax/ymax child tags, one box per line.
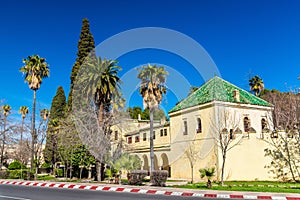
<box><xmin>0</xmin><ymin>179</ymin><xmax>300</xmax><ymax>199</ymax></box>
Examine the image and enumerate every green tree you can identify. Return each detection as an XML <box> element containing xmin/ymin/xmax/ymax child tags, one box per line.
<box><xmin>76</xmin><ymin>56</ymin><xmax>121</xmax><ymax>181</ymax></box>
<box><xmin>44</xmin><ymin>86</ymin><xmax>66</xmax><ymax>164</ymax></box>
<box><xmin>249</xmin><ymin>75</ymin><xmax>264</xmax><ymax>96</ymax></box>
<box><xmin>113</xmin><ymin>153</ymin><xmax>142</xmax><ymax>173</ymax></box>
<box><xmin>71</xmin><ymin>145</ymin><xmax>95</xmax><ymax>179</ymax></box>
<box><xmin>19</xmin><ymin>54</ymin><xmax>50</xmax><ymax>173</ymax></box>
<box><xmin>79</xmin><ymin>57</ymin><xmax>121</xmax><ymax>124</ymax></box>
<box><xmin>199</xmin><ymin>167</ymin><xmax>215</xmax><ymax>188</ymax></box>
<box><xmin>127</xmin><ymin>106</ymin><xmax>143</xmax><ymax>119</ymax></box>
<box><xmin>68</xmin><ymin>18</ymin><xmax>96</xmax><ymax>109</ymax></box>
<box><xmin>1</xmin><ymin>104</ymin><xmax>11</xmax><ymax>168</ymax></box>
<box><xmin>137</xmin><ymin>64</ymin><xmax>168</xmax><ymax>173</ymax></box>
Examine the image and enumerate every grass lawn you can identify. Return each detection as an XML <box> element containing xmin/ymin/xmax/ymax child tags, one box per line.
<box><xmin>171</xmin><ymin>181</ymin><xmax>300</xmax><ymax>194</ymax></box>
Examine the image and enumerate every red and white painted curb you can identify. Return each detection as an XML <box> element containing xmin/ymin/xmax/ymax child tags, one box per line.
<box><xmin>0</xmin><ymin>180</ymin><xmax>300</xmax><ymax>199</ymax></box>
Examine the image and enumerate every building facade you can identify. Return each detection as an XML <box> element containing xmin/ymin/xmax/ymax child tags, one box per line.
<box><xmin>117</xmin><ymin>77</ymin><xmax>275</xmax><ymax>181</ymax></box>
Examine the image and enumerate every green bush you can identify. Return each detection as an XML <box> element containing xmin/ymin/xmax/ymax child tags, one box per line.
<box><xmin>55</xmin><ymin>168</ymin><xmax>63</xmax><ymax>177</ymax></box>
<box><xmin>151</xmin><ymin>170</ymin><xmax>168</xmax><ymax>186</ymax></box>
<box><xmin>8</xmin><ymin>161</ymin><xmax>26</xmax><ymax>170</ymax></box>
<box><xmin>7</xmin><ymin>169</ymin><xmax>31</xmax><ymax>179</ymax></box>
<box><xmin>41</xmin><ymin>162</ymin><xmax>51</xmax><ymax>168</ymax></box>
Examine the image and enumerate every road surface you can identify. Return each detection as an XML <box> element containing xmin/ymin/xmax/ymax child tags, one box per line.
<box><xmin>0</xmin><ymin>184</ymin><xmax>235</xmax><ymax>200</ymax></box>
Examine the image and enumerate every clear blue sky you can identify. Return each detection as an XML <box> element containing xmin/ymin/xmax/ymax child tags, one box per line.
<box><xmin>1</xmin><ymin>0</ymin><xmax>300</xmax><ymax>118</ymax></box>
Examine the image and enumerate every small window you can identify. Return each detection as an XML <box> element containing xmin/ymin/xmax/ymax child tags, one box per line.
<box><xmin>143</xmin><ymin>132</ymin><xmax>147</xmax><ymax>141</ymax></box>
<box><xmin>114</xmin><ymin>131</ymin><xmax>118</xmax><ymax>141</ymax></box>
<box><xmin>244</xmin><ymin>117</ymin><xmax>250</xmax><ymax>132</ymax></box>
<box><xmin>229</xmin><ymin>129</ymin><xmax>235</xmax><ymax>139</ymax></box>
<box><xmin>128</xmin><ymin>137</ymin><xmax>132</xmax><ymax>144</ymax></box>
<box><xmin>135</xmin><ymin>135</ymin><xmax>140</xmax><ymax>143</ymax></box>
<box><xmin>164</xmin><ymin>129</ymin><xmax>167</xmax><ymax>136</ymax></box>
<box><xmin>153</xmin><ymin>131</ymin><xmax>156</xmax><ymax>140</ymax></box>
<box><xmin>183</xmin><ymin>120</ymin><xmax>188</xmax><ymax>135</ymax></box>
<box><xmin>196</xmin><ymin>118</ymin><xmax>202</xmax><ymax>133</ymax></box>
<box><xmin>160</xmin><ymin>129</ymin><xmax>163</xmax><ymax>137</ymax></box>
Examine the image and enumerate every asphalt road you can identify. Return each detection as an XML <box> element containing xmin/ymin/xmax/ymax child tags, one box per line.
<box><xmin>0</xmin><ymin>184</ymin><xmax>238</xmax><ymax>200</ymax></box>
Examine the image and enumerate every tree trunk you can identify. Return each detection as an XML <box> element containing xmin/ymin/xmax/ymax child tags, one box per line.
<box><xmin>149</xmin><ymin>108</ymin><xmax>154</xmax><ymax>174</ymax></box>
<box><xmin>191</xmin><ymin>165</ymin><xmax>194</xmax><ymax>184</ymax></box>
<box><xmin>20</xmin><ymin>118</ymin><xmax>24</xmax><ymax>164</ymax></box>
<box><xmin>79</xmin><ymin>167</ymin><xmax>83</xmax><ymax>180</ymax></box>
<box><xmin>221</xmin><ymin>154</ymin><xmax>226</xmax><ymax>186</ymax></box>
<box><xmin>20</xmin><ymin>118</ymin><xmax>24</xmax><ymax>144</ymax></box>
<box><xmin>98</xmin><ymin>103</ymin><xmax>104</xmax><ymax>125</ymax></box>
<box><xmin>285</xmin><ymin>140</ymin><xmax>296</xmax><ymax>182</ymax></box>
<box><xmin>31</xmin><ymin>90</ymin><xmax>37</xmax><ymax>179</ymax></box>
<box><xmin>0</xmin><ymin>116</ymin><xmax>7</xmax><ymax>168</ymax></box>
<box><xmin>96</xmin><ymin>160</ymin><xmax>101</xmax><ymax>181</ymax></box>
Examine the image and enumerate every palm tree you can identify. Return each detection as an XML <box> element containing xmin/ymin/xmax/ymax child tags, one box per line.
<box><xmin>249</xmin><ymin>75</ymin><xmax>264</xmax><ymax>96</ymax></box>
<box><xmin>137</xmin><ymin>64</ymin><xmax>168</xmax><ymax>173</ymax></box>
<box><xmin>80</xmin><ymin>57</ymin><xmax>121</xmax><ymax>124</ymax></box>
<box><xmin>40</xmin><ymin>109</ymin><xmax>49</xmax><ymax>121</ymax></box>
<box><xmin>18</xmin><ymin>106</ymin><xmax>29</xmax><ymax>143</ymax></box>
<box><xmin>20</xmin><ymin>55</ymin><xmax>50</xmax><ymax>173</ymax></box>
<box><xmin>79</xmin><ymin>56</ymin><xmax>121</xmax><ymax>181</ymax></box>
<box><xmin>1</xmin><ymin>104</ymin><xmax>11</xmax><ymax>168</ymax></box>
<box><xmin>199</xmin><ymin>167</ymin><xmax>215</xmax><ymax>188</ymax></box>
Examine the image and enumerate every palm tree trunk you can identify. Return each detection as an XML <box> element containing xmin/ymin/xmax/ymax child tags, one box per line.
<box><xmin>149</xmin><ymin>108</ymin><xmax>154</xmax><ymax>173</ymax></box>
<box><xmin>21</xmin><ymin>118</ymin><xmax>24</xmax><ymax>144</ymax></box>
<box><xmin>98</xmin><ymin>103</ymin><xmax>104</xmax><ymax>125</ymax></box>
<box><xmin>31</xmin><ymin>90</ymin><xmax>36</xmax><ymax>179</ymax></box>
<box><xmin>0</xmin><ymin>116</ymin><xmax>7</xmax><ymax>168</ymax></box>
<box><xmin>20</xmin><ymin>118</ymin><xmax>24</xmax><ymax>164</ymax></box>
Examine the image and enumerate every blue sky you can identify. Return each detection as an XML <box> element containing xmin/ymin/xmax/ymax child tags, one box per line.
<box><xmin>1</xmin><ymin>0</ymin><xmax>300</xmax><ymax>118</ymax></box>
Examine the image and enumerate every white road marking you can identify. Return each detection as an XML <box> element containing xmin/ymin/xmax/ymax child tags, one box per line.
<box><xmin>0</xmin><ymin>195</ymin><xmax>31</xmax><ymax>200</ymax></box>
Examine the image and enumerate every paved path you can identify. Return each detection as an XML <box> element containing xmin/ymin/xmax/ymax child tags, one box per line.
<box><xmin>0</xmin><ymin>180</ymin><xmax>299</xmax><ymax>199</ymax></box>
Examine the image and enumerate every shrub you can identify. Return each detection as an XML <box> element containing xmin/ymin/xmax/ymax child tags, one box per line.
<box><xmin>0</xmin><ymin>171</ymin><xmax>8</xmax><ymax>179</ymax></box>
<box><xmin>41</xmin><ymin>162</ymin><xmax>51</xmax><ymax>168</ymax></box>
<box><xmin>8</xmin><ymin>161</ymin><xmax>26</xmax><ymax>170</ymax></box>
<box><xmin>55</xmin><ymin>169</ymin><xmax>63</xmax><ymax>177</ymax></box>
<box><xmin>151</xmin><ymin>170</ymin><xmax>168</xmax><ymax>186</ymax></box>
<box><xmin>7</xmin><ymin>169</ymin><xmax>31</xmax><ymax>179</ymax></box>
<box><xmin>127</xmin><ymin>170</ymin><xmax>148</xmax><ymax>185</ymax></box>
<box><xmin>199</xmin><ymin>167</ymin><xmax>215</xmax><ymax>188</ymax></box>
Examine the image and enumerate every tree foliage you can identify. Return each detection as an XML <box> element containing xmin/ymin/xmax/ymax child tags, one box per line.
<box><xmin>249</xmin><ymin>75</ymin><xmax>264</xmax><ymax>96</ymax></box>
<box><xmin>20</xmin><ymin>55</ymin><xmax>50</xmax><ymax>91</ymax></box>
<box><xmin>68</xmin><ymin>18</ymin><xmax>96</xmax><ymax>109</ymax></box>
<box><xmin>44</xmin><ymin>86</ymin><xmax>66</xmax><ymax>163</ymax></box>
<box><xmin>126</xmin><ymin>106</ymin><xmax>166</xmax><ymax>120</ymax></box>
<box><xmin>113</xmin><ymin>153</ymin><xmax>142</xmax><ymax>172</ymax></box>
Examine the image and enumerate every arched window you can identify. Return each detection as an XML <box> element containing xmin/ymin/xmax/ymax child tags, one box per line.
<box><xmin>244</xmin><ymin>117</ymin><xmax>250</xmax><ymax>132</ymax></box>
<box><xmin>196</xmin><ymin>118</ymin><xmax>202</xmax><ymax>133</ymax></box>
<box><xmin>261</xmin><ymin>118</ymin><xmax>267</xmax><ymax>130</ymax></box>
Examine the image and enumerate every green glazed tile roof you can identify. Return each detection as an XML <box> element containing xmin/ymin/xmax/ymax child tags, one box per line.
<box><xmin>169</xmin><ymin>76</ymin><xmax>272</xmax><ymax>113</ymax></box>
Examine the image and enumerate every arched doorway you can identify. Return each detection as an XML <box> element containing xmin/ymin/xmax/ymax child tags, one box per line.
<box><xmin>142</xmin><ymin>155</ymin><xmax>149</xmax><ymax>171</ymax></box>
<box><xmin>161</xmin><ymin>153</ymin><xmax>171</xmax><ymax>177</ymax></box>
<box><xmin>154</xmin><ymin>154</ymin><xmax>159</xmax><ymax>170</ymax></box>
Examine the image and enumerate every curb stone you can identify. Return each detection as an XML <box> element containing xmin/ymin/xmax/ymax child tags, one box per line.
<box><xmin>0</xmin><ymin>180</ymin><xmax>300</xmax><ymax>199</ymax></box>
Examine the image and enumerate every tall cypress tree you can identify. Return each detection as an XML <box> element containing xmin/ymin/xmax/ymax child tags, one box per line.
<box><xmin>67</xmin><ymin>18</ymin><xmax>96</xmax><ymax>109</ymax></box>
<box><xmin>44</xmin><ymin>86</ymin><xmax>66</xmax><ymax>163</ymax></box>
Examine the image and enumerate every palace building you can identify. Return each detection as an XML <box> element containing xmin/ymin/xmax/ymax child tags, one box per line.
<box><xmin>112</xmin><ymin>76</ymin><xmax>275</xmax><ymax>181</ymax></box>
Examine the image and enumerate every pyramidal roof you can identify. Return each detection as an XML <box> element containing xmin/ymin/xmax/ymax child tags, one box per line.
<box><xmin>169</xmin><ymin>76</ymin><xmax>272</xmax><ymax>113</ymax></box>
